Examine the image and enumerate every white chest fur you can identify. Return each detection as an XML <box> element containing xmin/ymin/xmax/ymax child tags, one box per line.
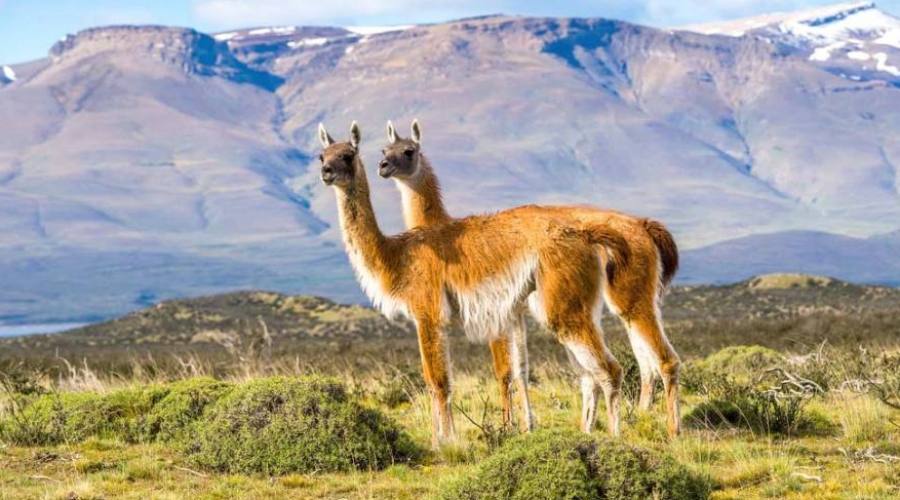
<box><xmin>343</xmin><ymin>239</ymin><xmax>410</xmax><ymax>321</ymax></box>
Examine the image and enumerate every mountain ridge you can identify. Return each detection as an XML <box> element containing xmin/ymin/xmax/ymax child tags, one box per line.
<box><xmin>1</xmin><ymin>4</ymin><xmax>898</xmax><ymax>323</ymax></box>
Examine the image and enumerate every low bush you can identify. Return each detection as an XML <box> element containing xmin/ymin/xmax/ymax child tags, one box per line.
<box><xmin>1</xmin><ymin>378</ymin><xmax>229</xmax><ymax>446</ymax></box>
<box><xmin>187</xmin><ymin>376</ymin><xmax>420</xmax><ymax>474</ymax></box>
<box><xmin>141</xmin><ymin>377</ymin><xmax>232</xmax><ymax>442</ymax></box>
<box><xmin>443</xmin><ymin>429</ymin><xmax>711</xmax><ymax>500</ymax></box>
<box><xmin>0</xmin><ymin>386</ymin><xmax>168</xmax><ymax>445</ymax></box>
<box><xmin>682</xmin><ymin>345</ymin><xmax>785</xmax><ymax>393</ymax></box>
<box><xmin>685</xmin><ymin>370</ymin><xmax>829</xmax><ymax>436</ymax></box>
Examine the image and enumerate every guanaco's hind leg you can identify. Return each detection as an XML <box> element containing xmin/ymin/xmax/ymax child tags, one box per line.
<box><xmin>627</xmin><ymin>326</ymin><xmax>660</xmax><ymax>410</ymax></box>
<box><xmin>603</xmin><ymin>236</ymin><xmax>681</xmax><ymax>436</ymax></box>
<box><xmin>539</xmin><ymin>241</ymin><xmax>621</xmax><ymax>435</ymax></box>
<box><xmin>626</xmin><ymin>309</ymin><xmax>681</xmax><ymax>437</ymax></box>
<box><xmin>563</xmin><ymin>325</ymin><xmax>623</xmax><ymax>436</ymax></box>
<box><xmin>488</xmin><ymin>336</ymin><xmax>513</xmax><ymax>426</ymax></box>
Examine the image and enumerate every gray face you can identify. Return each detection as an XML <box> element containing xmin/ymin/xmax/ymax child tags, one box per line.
<box><xmin>320</xmin><ymin>142</ymin><xmax>358</xmax><ymax>187</ymax></box>
<box><xmin>379</xmin><ymin>137</ymin><xmax>420</xmax><ymax>179</ymax></box>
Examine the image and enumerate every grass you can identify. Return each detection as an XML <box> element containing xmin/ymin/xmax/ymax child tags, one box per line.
<box><xmin>1</xmin><ymin>280</ymin><xmax>899</xmax><ymax>500</ymax></box>
<box><xmin>1</xmin><ymin>345</ymin><xmax>899</xmax><ymax>499</ymax></box>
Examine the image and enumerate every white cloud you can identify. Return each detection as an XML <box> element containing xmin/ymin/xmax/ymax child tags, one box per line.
<box><xmin>88</xmin><ymin>7</ymin><xmax>159</xmax><ymax>27</ymax></box>
<box><xmin>191</xmin><ymin>0</ymin><xmax>900</xmax><ymax>30</ymax></box>
<box><xmin>192</xmin><ymin>0</ymin><xmax>463</xmax><ymax>28</ymax></box>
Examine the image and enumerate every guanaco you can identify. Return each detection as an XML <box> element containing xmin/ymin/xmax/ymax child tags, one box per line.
<box><xmin>318</xmin><ymin>121</ymin><xmax>631</xmax><ymax>446</ymax></box>
<box><xmin>378</xmin><ymin>120</ymin><xmax>683</xmax><ymax>437</ymax></box>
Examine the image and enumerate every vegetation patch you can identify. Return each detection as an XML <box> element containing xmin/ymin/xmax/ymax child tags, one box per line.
<box><xmin>141</xmin><ymin>377</ymin><xmax>232</xmax><ymax>442</ymax></box>
<box><xmin>747</xmin><ymin>273</ymin><xmax>833</xmax><ymax>290</ymax></box>
<box><xmin>682</xmin><ymin>345</ymin><xmax>785</xmax><ymax>392</ymax></box>
<box><xmin>187</xmin><ymin>376</ymin><xmax>420</xmax><ymax>474</ymax></box>
<box><xmin>0</xmin><ymin>386</ymin><xmax>171</xmax><ymax>445</ymax></box>
<box><xmin>685</xmin><ymin>371</ymin><xmax>830</xmax><ymax>436</ymax></box>
<box><xmin>443</xmin><ymin>429</ymin><xmax>711</xmax><ymax>500</ymax></box>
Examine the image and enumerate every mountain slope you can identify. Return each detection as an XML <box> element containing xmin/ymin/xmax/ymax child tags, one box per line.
<box><xmin>1</xmin><ymin>5</ymin><xmax>899</xmax><ymax>323</ymax></box>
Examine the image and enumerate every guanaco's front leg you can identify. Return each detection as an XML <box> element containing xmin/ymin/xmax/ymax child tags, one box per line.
<box><xmin>489</xmin><ymin>336</ymin><xmax>514</xmax><ymax>426</ymax></box>
<box><xmin>415</xmin><ymin>315</ymin><xmax>455</xmax><ymax>447</ymax></box>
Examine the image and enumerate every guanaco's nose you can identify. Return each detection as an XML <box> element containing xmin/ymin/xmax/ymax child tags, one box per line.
<box><xmin>322</xmin><ymin>165</ymin><xmax>334</xmax><ymax>174</ymax></box>
<box><xmin>379</xmin><ymin>160</ymin><xmax>389</xmax><ymax>168</ymax></box>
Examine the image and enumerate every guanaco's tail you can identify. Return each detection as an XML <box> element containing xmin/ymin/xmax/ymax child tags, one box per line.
<box><xmin>581</xmin><ymin>225</ymin><xmax>630</xmax><ymax>285</ymax></box>
<box><xmin>642</xmin><ymin>219</ymin><xmax>679</xmax><ymax>288</ymax></box>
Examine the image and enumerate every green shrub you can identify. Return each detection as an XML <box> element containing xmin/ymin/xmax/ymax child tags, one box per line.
<box><xmin>682</xmin><ymin>345</ymin><xmax>785</xmax><ymax>393</ymax></box>
<box><xmin>141</xmin><ymin>377</ymin><xmax>232</xmax><ymax>442</ymax></box>
<box><xmin>0</xmin><ymin>386</ymin><xmax>168</xmax><ymax>445</ymax></box>
<box><xmin>187</xmin><ymin>376</ymin><xmax>420</xmax><ymax>474</ymax></box>
<box><xmin>0</xmin><ymin>367</ymin><xmax>48</xmax><ymax>396</ymax></box>
<box><xmin>684</xmin><ymin>375</ymin><xmax>828</xmax><ymax>436</ymax></box>
<box><xmin>443</xmin><ymin>429</ymin><xmax>710</xmax><ymax>500</ymax></box>
<box><xmin>371</xmin><ymin>366</ymin><xmax>424</xmax><ymax>409</ymax></box>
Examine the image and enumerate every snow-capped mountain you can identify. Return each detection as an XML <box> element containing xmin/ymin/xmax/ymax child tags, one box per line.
<box><xmin>679</xmin><ymin>2</ymin><xmax>900</xmax><ymax>73</ymax></box>
<box><xmin>0</xmin><ymin>65</ymin><xmax>15</xmax><ymax>83</ymax></box>
<box><xmin>1</xmin><ymin>4</ymin><xmax>899</xmax><ymax>323</ymax></box>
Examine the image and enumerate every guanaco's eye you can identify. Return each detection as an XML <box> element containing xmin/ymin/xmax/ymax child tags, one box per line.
<box><xmin>403</xmin><ymin>148</ymin><xmax>415</xmax><ymax>158</ymax></box>
<box><xmin>342</xmin><ymin>153</ymin><xmax>354</xmax><ymax>163</ymax></box>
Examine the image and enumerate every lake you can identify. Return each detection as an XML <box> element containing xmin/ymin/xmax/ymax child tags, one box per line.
<box><xmin>0</xmin><ymin>322</ymin><xmax>88</xmax><ymax>338</ymax></box>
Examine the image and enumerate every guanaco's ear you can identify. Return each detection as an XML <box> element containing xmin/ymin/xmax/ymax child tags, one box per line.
<box><xmin>410</xmin><ymin>119</ymin><xmax>422</xmax><ymax>145</ymax></box>
<box><xmin>386</xmin><ymin>120</ymin><xmax>398</xmax><ymax>144</ymax></box>
<box><xmin>318</xmin><ymin>123</ymin><xmax>334</xmax><ymax>148</ymax></box>
<box><xmin>349</xmin><ymin>121</ymin><xmax>361</xmax><ymax>149</ymax></box>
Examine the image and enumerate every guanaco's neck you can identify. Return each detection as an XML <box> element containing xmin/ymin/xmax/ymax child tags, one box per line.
<box><xmin>335</xmin><ymin>161</ymin><xmax>392</xmax><ymax>275</ymax></box>
<box><xmin>395</xmin><ymin>154</ymin><xmax>451</xmax><ymax>229</ymax></box>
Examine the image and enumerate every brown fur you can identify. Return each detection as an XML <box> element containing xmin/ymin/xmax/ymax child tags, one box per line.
<box><xmin>320</xmin><ymin>123</ymin><xmax>629</xmax><ymax>445</ymax></box>
<box><xmin>380</xmin><ymin>123</ymin><xmax>683</xmax><ymax>437</ymax></box>
<box><xmin>642</xmin><ymin>218</ymin><xmax>679</xmax><ymax>288</ymax></box>
<box><xmin>488</xmin><ymin>338</ymin><xmax>513</xmax><ymax>425</ymax></box>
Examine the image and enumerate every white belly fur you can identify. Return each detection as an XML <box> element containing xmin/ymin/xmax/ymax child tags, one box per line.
<box><xmin>451</xmin><ymin>254</ymin><xmax>538</xmax><ymax>342</ymax></box>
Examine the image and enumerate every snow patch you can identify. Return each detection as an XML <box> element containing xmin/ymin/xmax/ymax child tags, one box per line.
<box><xmin>248</xmin><ymin>26</ymin><xmax>297</xmax><ymax>36</ymax></box>
<box><xmin>214</xmin><ymin>32</ymin><xmax>238</xmax><ymax>41</ymax></box>
<box><xmin>874</xmin><ymin>29</ymin><xmax>900</xmax><ymax>48</ymax></box>
<box><xmin>1</xmin><ymin>65</ymin><xmax>15</xmax><ymax>82</ymax></box>
<box><xmin>677</xmin><ymin>0</ymin><xmax>900</xmax><ymax>65</ymax></box>
<box><xmin>847</xmin><ymin>50</ymin><xmax>871</xmax><ymax>60</ymax></box>
<box><xmin>873</xmin><ymin>52</ymin><xmax>900</xmax><ymax>75</ymax></box>
<box><xmin>777</xmin><ymin>6</ymin><xmax>900</xmax><ymax>46</ymax></box>
<box><xmin>809</xmin><ymin>41</ymin><xmax>846</xmax><ymax>61</ymax></box>
<box><xmin>287</xmin><ymin>37</ymin><xmax>329</xmax><ymax>49</ymax></box>
<box><xmin>345</xmin><ymin>25</ymin><xmax>413</xmax><ymax>36</ymax></box>
<box><xmin>216</xmin><ymin>26</ymin><xmax>298</xmax><ymax>41</ymax></box>
<box><xmin>677</xmin><ymin>1</ymin><xmax>878</xmax><ymax>37</ymax></box>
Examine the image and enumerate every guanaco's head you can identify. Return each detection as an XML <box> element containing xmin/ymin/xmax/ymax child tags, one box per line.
<box><xmin>317</xmin><ymin>121</ymin><xmax>362</xmax><ymax>189</ymax></box>
<box><xmin>379</xmin><ymin>119</ymin><xmax>422</xmax><ymax>180</ymax></box>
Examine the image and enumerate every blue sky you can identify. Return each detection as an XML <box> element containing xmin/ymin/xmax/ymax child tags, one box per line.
<box><xmin>1</xmin><ymin>0</ymin><xmax>899</xmax><ymax>64</ymax></box>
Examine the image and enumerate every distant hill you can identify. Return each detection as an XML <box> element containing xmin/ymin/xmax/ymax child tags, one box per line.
<box><xmin>3</xmin><ymin>274</ymin><xmax>898</xmax><ymax>368</ymax></box>
<box><xmin>1</xmin><ymin>3</ymin><xmax>899</xmax><ymax>323</ymax></box>
<box><xmin>1</xmin><ymin>291</ymin><xmax>412</xmax><ymax>351</ymax></box>
<box><xmin>681</xmin><ymin>230</ymin><xmax>900</xmax><ymax>285</ymax></box>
